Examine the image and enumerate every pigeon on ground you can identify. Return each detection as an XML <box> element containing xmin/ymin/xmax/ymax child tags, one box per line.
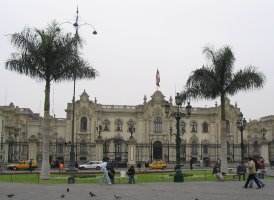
<box><xmin>7</xmin><ymin>194</ymin><xmax>15</xmax><ymax>198</ymax></box>
<box><xmin>66</xmin><ymin>188</ymin><xmax>70</xmax><ymax>192</ymax></box>
<box><xmin>114</xmin><ymin>194</ymin><xmax>122</xmax><ymax>200</ymax></box>
<box><xmin>60</xmin><ymin>194</ymin><xmax>65</xmax><ymax>198</ymax></box>
<box><xmin>89</xmin><ymin>192</ymin><xmax>96</xmax><ymax>197</ymax></box>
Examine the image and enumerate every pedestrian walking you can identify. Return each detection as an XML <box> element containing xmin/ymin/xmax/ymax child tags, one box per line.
<box><xmin>212</xmin><ymin>160</ymin><xmax>224</xmax><ymax>181</ymax></box>
<box><xmin>127</xmin><ymin>165</ymin><xmax>136</xmax><ymax>184</ymax></box>
<box><xmin>257</xmin><ymin>157</ymin><xmax>266</xmax><ymax>179</ymax></box>
<box><xmin>101</xmin><ymin>157</ymin><xmax>112</xmax><ymax>185</ymax></box>
<box><xmin>244</xmin><ymin>157</ymin><xmax>262</xmax><ymax>189</ymax></box>
<box><xmin>248</xmin><ymin>157</ymin><xmax>265</xmax><ymax>188</ymax></box>
<box><xmin>190</xmin><ymin>157</ymin><xmax>193</xmax><ymax>170</ymax></box>
<box><xmin>107</xmin><ymin>162</ymin><xmax>115</xmax><ymax>184</ymax></box>
<box><xmin>59</xmin><ymin>162</ymin><xmax>64</xmax><ymax>173</ymax></box>
<box><xmin>28</xmin><ymin>159</ymin><xmax>33</xmax><ymax>173</ymax></box>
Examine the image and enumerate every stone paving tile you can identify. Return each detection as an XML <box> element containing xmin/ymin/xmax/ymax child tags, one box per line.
<box><xmin>0</xmin><ymin>180</ymin><xmax>273</xmax><ymax>200</ymax></box>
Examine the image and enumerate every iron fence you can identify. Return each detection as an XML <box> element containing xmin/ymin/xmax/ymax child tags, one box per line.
<box><xmin>0</xmin><ymin>141</ymin><xmax>273</xmax><ymax>166</ymax></box>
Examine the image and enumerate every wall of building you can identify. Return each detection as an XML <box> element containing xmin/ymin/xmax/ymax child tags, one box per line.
<box><xmin>0</xmin><ymin>90</ymin><xmax>273</xmax><ymax>166</ymax></box>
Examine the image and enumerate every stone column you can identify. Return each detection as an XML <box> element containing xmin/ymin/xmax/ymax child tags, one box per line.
<box><xmin>95</xmin><ymin>137</ymin><xmax>104</xmax><ymax>161</ymax></box>
<box><xmin>28</xmin><ymin>140</ymin><xmax>38</xmax><ymax>160</ymax></box>
<box><xmin>4</xmin><ymin>142</ymin><xmax>9</xmax><ymax>163</ymax></box>
<box><xmin>127</xmin><ymin>136</ymin><xmax>137</xmax><ymax>166</ymax></box>
<box><xmin>260</xmin><ymin>141</ymin><xmax>270</xmax><ymax>165</ymax></box>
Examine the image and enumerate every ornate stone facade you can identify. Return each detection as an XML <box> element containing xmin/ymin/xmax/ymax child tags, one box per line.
<box><xmin>0</xmin><ymin>90</ymin><xmax>273</xmax><ymax>166</ymax></box>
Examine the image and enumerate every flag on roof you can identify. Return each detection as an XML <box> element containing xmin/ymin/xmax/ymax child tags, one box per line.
<box><xmin>156</xmin><ymin>69</ymin><xmax>160</xmax><ymax>87</ymax></box>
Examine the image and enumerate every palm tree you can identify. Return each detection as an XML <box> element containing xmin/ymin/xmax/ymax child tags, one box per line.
<box><xmin>183</xmin><ymin>46</ymin><xmax>265</xmax><ymax>172</ymax></box>
<box><xmin>5</xmin><ymin>22</ymin><xmax>97</xmax><ymax>179</ymax></box>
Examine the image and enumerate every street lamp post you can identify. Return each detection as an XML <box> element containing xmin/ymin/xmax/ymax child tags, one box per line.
<box><xmin>174</xmin><ymin>92</ymin><xmax>191</xmax><ymax>182</ymax></box>
<box><xmin>168</xmin><ymin>126</ymin><xmax>173</xmax><ymax>163</ymax></box>
<box><xmin>67</xmin><ymin>6</ymin><xmax>97</xmax><ymax>183</ymax></box>
<box><xmin>237</xmin><ymin>112</ymin><xmax>247</xmax><ymax>162</ymax></box>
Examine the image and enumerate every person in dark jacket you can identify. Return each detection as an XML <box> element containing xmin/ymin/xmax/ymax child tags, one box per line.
<box><xmin>212</xmin><ymin>159</ymin><xmax>224</xmax><ymax>181</ymax></box>
<box><xmin>237</xmin><ymin>161</ymin><xmax>246</xmax><ymax>181</ymax></box>
<box><xmin>107</xmin><ymin>162</ymin><xmax>115</xmax><ymax>184</ymax></box>
<box><xmin>127</xmin><ymin>165</ymin><xmax>136</xmax><ymax>184</ymax></box>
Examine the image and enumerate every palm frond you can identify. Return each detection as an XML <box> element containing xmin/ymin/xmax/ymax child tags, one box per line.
<box><xmin>203</xmin><ymin>46</ymin><xmax>216</xmax><ymax>64</ymax></box>
<box><xmin>226</xmin><ymin>66</ymin><xmax>265</xmax><ymax>95</ymax></box>
<box><xmin>214</xmin><ymin>46</ymin><xmax>235</xmax><ymax>84</ymax></box>
<box><xmin>186</xmin><ymin>67</ymin><xmax>220</xmax><ymax>100</ymax></box>
<box><xmin>10</xmin><ymin>28</ymin><xmax>38</xmax><ymax>53</ymax></box>
<box><xmin>6</xmin><ymin>21</ymin><xmax>97</xmax><ymax>83</ymax></box>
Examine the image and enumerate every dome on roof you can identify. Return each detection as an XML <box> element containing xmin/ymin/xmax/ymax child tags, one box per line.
<box><xmin>80</xmin><ymin>90</ymin><xmax>89</xmax><ymax>101</ymax></box>
<box><xmin>151</xmin><ymin>90</ymin><xmax>165</xmax><ymax>103</ymax></box>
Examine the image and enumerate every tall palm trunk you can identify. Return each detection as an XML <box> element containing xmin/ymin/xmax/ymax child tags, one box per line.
<box><xmin>40</xmin><ymin>80</ymin><xmax>51</xmax><ymax>180</ymax></box>
<box><xmin>220</xmin><ymin>94</ymin><xmax>228</xmax><ymax>173</ymax></box>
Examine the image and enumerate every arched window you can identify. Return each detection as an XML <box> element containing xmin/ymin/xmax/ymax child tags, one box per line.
<box><xmin>115</xmin><ymin>119</ymin><xmax>123</xmax><ymax>132</ymax></box>
<box><xmin>57</xmin><ymin>143</ymin><xmax>64</xmax><ymax>154</ymax></box>
<box><xmin>191</xmin><ymin>142</ymin><xmax>198</xmax><ymax>155</ymax></box>
<box><xmin>103</xmin><ymin>141</ymin><xmax>110</xmax><ymax>154</ymax></box>
<box><xmin>80</xmin><ymin>117</ymin><xmax>88</xmax><ymax>132</ymax></box>
<box><xmin>191</xmin><ymin>121</ymin><xmax>198</xmax><ymax>133</ymax></box>
<box><xmin>190</xmin><ymin>136</ymin><xmax>199</xmax><ymax>156</ymax></box>
<box><xmin>102</xmin><ymin>119</ymin><xmax>110</xmax><ymax>131</ymax></box>
<box><xmin>154</xmin><ymin>117</ymin><xmax>162</xmax><ymax>133</ymax></box>
<box><xmin>202</xmin><ymin>122</ymin><xmax>209</xmax><ymax>133</ymax></box>
<box><xmin>203</xmin><ymin>144</ymin><xmax>208</xmax><ymax>154</ymax></box>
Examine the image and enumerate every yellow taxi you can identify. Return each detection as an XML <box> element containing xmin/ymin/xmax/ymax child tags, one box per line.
<box><xmin>7</xmin><ymin>160</ymin><xmax>38</xmax><ymax>170</ymax></box>
<box><xmin>149</xmin><ymin>160</ymin><xmax>167</xmax><ymax>169</ymax></box>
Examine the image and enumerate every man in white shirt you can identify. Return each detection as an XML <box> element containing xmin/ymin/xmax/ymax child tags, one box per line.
<box><xmin>101</xmin><ymin>158</ymin><xmax>111</xmax><ymax>185</ymax></box>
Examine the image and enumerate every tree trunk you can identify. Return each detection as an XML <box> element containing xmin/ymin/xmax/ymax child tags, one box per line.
<box><xmin>40</xmin><ymin>80</ymin><xmax>51</xmax><ymax>180</ymax></box>
<box><xmin>220</xmin><ymin>94</ymin><xmax>228</xmax><ymax>173</ymax></box>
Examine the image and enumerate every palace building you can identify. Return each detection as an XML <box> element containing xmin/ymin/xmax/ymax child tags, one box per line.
<box><xmin>0</xmin><ymin>89</ymin><xmax>273</xmax><ymax>166</ymax></box>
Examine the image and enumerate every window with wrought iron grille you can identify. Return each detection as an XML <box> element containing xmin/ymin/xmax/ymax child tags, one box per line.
<box><xmin>191</xmin><ymin>121</ymin><xmax>198</xmax><ymax>133</ymax></box>
<box><xmin>154</xmin><ymin>117</ymin><xmax>162</xmax><ymax>133</ymax></box>
<box><xmin>80</xmin><ymin>117</ymin><xmax>88</xmax><ymax>132</ymax></box>
<box><xmin>202</xmin><ymin>122</ymin><xmax>209</xmax><ymax>133</ymax></box>
<box><xmin>102</xmin><ymin>119</ymin><xmax>110</xmax><ymax>131</ymax></box>
<box><xmin>115</xmin><ymin>119</ymin><xmax>123</xmax><ymax>132</ymax></box>
<box><xmin>191</xmin><ymin>143</ymin><xmax>198</xmax><ymax>155</ymax></box>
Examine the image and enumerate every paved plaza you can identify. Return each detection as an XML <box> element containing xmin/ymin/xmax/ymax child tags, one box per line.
<box><xmin>0</xmin><ymin>180</ymin><xmax>273</xmax><ymax>200</ymax></box>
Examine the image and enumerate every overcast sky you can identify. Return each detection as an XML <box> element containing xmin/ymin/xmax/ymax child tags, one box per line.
<box><xmin>0</xmin><ymin>0</ymin><xmax>273</xmax><ymax>120</ymax></box>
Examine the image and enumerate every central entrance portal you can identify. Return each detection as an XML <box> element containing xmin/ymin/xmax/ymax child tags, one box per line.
<box><xmin>153</xmin><ymin>141</ymin><xmax>162</xmax><ymax>160</ymax></box>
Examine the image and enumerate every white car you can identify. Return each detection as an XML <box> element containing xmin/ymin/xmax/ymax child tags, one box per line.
<box><xmin>79</xmin><ymin>161</ymin><xmax>102</xmax><ymax>170</ymax></box>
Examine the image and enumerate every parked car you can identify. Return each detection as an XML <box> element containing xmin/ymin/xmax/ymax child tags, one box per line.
<box><xmin>7</xmin><ymin>160</ymin><xmax>38</xmax><ymax>170</ymax></box>
<box><xmin>78</xmin><ymin>161</ymin><xmax>103</xmax><ymax>170</ymax></box>
<box><xmin>149</xmin><ymin>160</ymin><xmax>167</xmax><ymax>169</ymax></box>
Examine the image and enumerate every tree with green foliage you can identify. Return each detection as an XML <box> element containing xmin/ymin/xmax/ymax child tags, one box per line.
<box><xmin>5</xmin><ymin>22</ymin><xmax>97</xmax><ymax>179</ymax></box>
<box><xmin>183</xmin><ymin>46</ymin><xmax>265</xmax><ymax>172</ymax></box>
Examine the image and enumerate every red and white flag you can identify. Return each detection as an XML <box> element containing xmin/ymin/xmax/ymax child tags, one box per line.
<box><xmin>156</xmin><ymin>69</ymin><xmax>160</xmax><ymax>87</ymax></box>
